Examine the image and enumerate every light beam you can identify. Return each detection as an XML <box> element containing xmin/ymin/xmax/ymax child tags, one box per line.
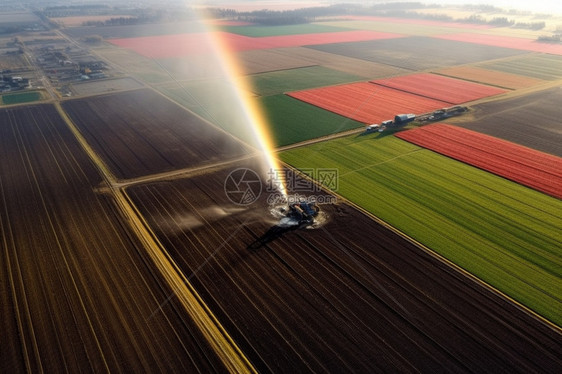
<box><xmin>194</xmin><ymin>14</ymin><xmax>287</xmax><ymax>199</ymax></box>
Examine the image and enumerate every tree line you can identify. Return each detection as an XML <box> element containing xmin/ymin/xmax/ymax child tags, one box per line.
<box><xmin>208</xmin><ymin>3</ymin><xmax>549</xmax><ymax>30</ymax></box>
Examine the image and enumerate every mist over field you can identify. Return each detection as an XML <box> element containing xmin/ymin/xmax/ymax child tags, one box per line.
<box><xmin>429</xmin><ymin>0</ymin><xmax>562</xmax><ymax>14</ymax></box>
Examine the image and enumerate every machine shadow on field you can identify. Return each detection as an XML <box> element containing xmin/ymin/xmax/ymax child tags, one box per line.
<box><xmin>356</xmin><ymin>126</ymin><xmax>412</xmax><ymax>140</ymax></box>
<box><xmin>247</xmin><ymin>201</ymin><xmax>323</xmax><ymax>250</ymax></box>
<box><xmin>246</xmin><ymin>224</ymin><xmax>299</xmax><ymax>250</ymax></box>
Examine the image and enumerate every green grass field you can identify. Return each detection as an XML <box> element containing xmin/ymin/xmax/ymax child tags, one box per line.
<box><xmin>259</xmin><ymin>94</ymin><xmax>363</xmax><ymax>146</ymax></box>
<box><xmin>249</xmin><ymin>66</ymin><xmax>363</xmax><ymax>96</ymax></box>
<box><xmin>1</xmin><ymin>91</ymin><xmax>42</xmax><ymax>105</ymax></box>
<box><xmin>158</xmin><ymin>79</ymin><xmax>259</xmax><ymax>145</ymax></box>
<box><xmin>219</xmin><ymin>23</ymin><xmax>349</xmax><ymax>37</ymax></box>
<box><xmin>280</xmin><ymin>133</ymin><xmax>562</xmax><ymax>326</ymax></box>
<box><xmin>159</xmin><ymin>83</ymin><xmax>363</xmax><ymax>147</ymax></box>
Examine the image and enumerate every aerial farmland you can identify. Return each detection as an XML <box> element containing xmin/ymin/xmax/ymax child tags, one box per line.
<box><xmin>1</xmin><ymin>1</ymin><xmax>561</xmax><ymax>372</ymax></box>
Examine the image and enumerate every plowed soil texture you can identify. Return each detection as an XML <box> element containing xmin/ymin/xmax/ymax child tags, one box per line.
<box><xmin>61</xmin><ymin>89</ymin><xmax>251</xmax><ymax>180</ymax></box>
<box><xmin>451</xmin><ymin>85</ymin><xmax>562</xmax><ymax>157</ymax></box>
<box><xmin>0</xmin><ymin>104</ymin><xmax>226</xmax><ymax>372</ymax></box>
<box><xmin>125</xmin><ymin>160</ymin><xmax>562</xmax><ymax>373</ymax></box>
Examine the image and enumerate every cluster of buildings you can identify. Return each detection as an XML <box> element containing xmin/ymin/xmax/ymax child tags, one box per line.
<box><xmin>35</xmin><ymin>44</ymin><xmax>107</xmax><ymax>83</ymax></box>
<box><xmin>0</xmin><ymin>73</ymin><xmax>30</xmax><ymax>92</ymax></box>
<box><xmin>365</xmin><ymin>106</ymin><xmax>468</xmax><ymax>133</ymax></box>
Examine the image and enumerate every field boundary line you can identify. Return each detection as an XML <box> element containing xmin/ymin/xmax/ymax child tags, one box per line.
<box><xmin>341</xmin><ymin>196</ymin><xmax>562</xmax><ymax>334</ymax></box>
<box><xmin>56</xmin><ymin>102</ymin><xmax>257</xmax><ymax>374</ymax></box>
<box><xmin>114</xmin><ymin>153</ymin><xmax>259</xmax><ymax>188</ymax></box>
<box><xmin>118</xmin><ymin>189</ymin><xmax>257</xmax><ymax>374</ymax></box>
<box><xmin>279</xmin><ymin>160</ymin><xmax>562</xmax><ymax>334</ymax></box>
<box><xmin>276</xmin><ymin>127</ymin><xmax>365</xmax><ymax>152</ymax></box>
<box><xmin>54</xmin><ymin>103</ymin><xmax>117</xmax><ymax>183</ymax></box>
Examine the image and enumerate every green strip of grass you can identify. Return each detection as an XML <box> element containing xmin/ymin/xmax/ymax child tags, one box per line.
<box><xmin>1</xmin><ymin>91</ymin><xmax>42</xmax><ymax>105</ymax></box>
<box><xmin>160</xmin><ymin>82</ymin><xmax>363</xmax><ymax>147</ymax></box>
<box><xmin>259</xmin><ymin>94</ymin><xmax>363</xmax><ymax>147</ymax></box>
<box><xmin>158</xmin><ymin>79</ymin><xmax>258</xmax><ymax>146</ymax></box>
<box><xmin>249</xmin><ymin>66</ymin><xmax>363</xmax><ymax>97</ymax></box>
<box><xmin>280</xmin><ymin>133</ymin><xmax>562</xmax><ymax>326</ymax></box>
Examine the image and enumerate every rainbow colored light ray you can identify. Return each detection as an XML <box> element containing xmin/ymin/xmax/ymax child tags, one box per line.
<box><xmin>200</xmin><ymin>17</ymin><xmax>287</xmax><ymax>198</ymax></box>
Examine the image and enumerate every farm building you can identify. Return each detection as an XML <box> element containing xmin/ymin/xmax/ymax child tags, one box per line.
<box><xmin>394</xmin><ymin>113</ymin><xmax>416</xmax><ymax>124</ymax></box>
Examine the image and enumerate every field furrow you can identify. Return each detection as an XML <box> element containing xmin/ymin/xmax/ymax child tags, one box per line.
<box><xmin>62</xmin><ymin>89</ymin><xmax>251</xmax><ymax>180</ymax></box>
<box><xmin>0</xmin><ymin>104</ymin><xmax>227</xmax><ymax>372</ymax></box>
<box><xmin>281</xmin><ymin>134</ymin><xmax>562</xmax><ymax>326</ymax></box>
<box><xmin>126</xmin><ymin>160</ymin><xmax>562</xmax><ymax>372</ymax></box>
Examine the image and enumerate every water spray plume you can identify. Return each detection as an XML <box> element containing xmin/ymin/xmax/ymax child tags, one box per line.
<box><xmin>196</xmin><ymin>10</ymin><xmax>287</xmax><ymax>199</ymax></box>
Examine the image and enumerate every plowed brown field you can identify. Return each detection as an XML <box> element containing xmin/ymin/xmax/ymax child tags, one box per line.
<box><xmin>0</xmin><ymin>104</ymin><xmax>226</xmax><ymax>372</ymax></box>
<box><xmin>61</xmin><ymin>89</ymin><xmax>251</xmax><ymax>180</ymax></box>
<box><xmin>126</xmin><ymin>161</ymin><xmax>562</xmax><ymax>373</ymax></box>
<box><xmin>451</xmin><ymin>85</ymin><xmax>562</xmax><ymax>157</ymax></box>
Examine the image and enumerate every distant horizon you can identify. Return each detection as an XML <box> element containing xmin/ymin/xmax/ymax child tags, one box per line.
<box><xmin>12</xmin><ymin>0</ymin><xmax>562</xmax><ymax>16</ymax></box>
<box><xmin>427</xmin><ymin>0</ymin><xmax>562</xmax><ymax>15</ymax></box>
<box><xmin>200</xmin><ymin>1</ymin><xmax>562</xmax><ymax>16</ymax></box>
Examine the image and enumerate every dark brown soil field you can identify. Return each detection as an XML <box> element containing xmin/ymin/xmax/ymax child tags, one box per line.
<box><xmin>451</xmin><ymin>86</ymin><xmax>562</xmax><ymax>157</ymax></box>
<box><xmin>308</xmin><ymin>36</ymin><xmax>529</xmax><ymax>71</ymax></box>
<box><xmin>126</xmin><ymin>160</ymin><xmax>562</xmax><ymax>373</ymax></box>
<box><xmin>61</xmin><ymin>88</ymin><xmax>251</xmax><ymax>180</ymax></box>
<box><xmin>0</xmin><ymin>104</ymin><xmax>227</xmax><ymax>372</ymax></box>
